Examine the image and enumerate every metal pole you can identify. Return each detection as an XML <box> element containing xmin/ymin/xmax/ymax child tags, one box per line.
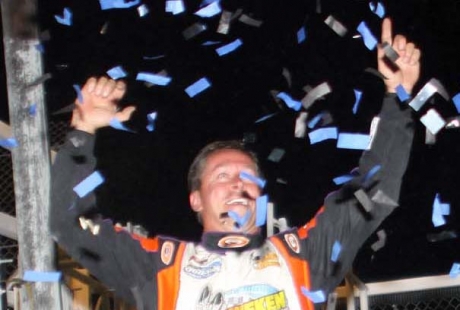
<box><xmin>0</xmin><ymin>0</ymin><xmax>65</xmax><ymax>308</ymax></box>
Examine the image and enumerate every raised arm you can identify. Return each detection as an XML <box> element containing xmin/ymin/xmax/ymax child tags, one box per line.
<box><xmin>293</xmin><ymin>18</ymin><xmax>421</xmax><ymax>293</ymax></box>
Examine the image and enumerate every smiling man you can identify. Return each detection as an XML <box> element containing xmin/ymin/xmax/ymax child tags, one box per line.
<box><xmin>50</xmin><ymin>18</ymin><xmax>421</xmax><ymax>309</ymax></box>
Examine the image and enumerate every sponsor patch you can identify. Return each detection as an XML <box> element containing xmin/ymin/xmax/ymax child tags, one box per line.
<box><xmin>253</xmin><ymin>252</ymin><xmax>280</xmax><ymax>270</ymax></box>
<box><xmin>184</xmin><ymin>252</ymin><xmax>222</xmax><ymax>279</ymax></box>
<box><xmin>160</xmin><ymin>241</ymin><xmax>174</xmax><ymax>265</ymax></box>
<box><xmin>217</xmin><ymin>235</ymin><xmax>250</xmax><ymax>249</ymax></box>
<box><xmin>227</xmin><ymin>290</ymin><xmax>289</xmax><ymax>310</ymax></box>
<box><xmin>284</xmin><ymin>233</ymin><xmax>300</xmax><ymax>254</ymax></box>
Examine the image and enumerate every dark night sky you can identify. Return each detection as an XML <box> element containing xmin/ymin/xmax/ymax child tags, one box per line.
<box><xmin>1</xmin><ymin>0</ymin><xmax>460</xmax><ymax>282</ymax></box>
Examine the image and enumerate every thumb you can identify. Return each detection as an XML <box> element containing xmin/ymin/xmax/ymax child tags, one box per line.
<box><xmin>115</xmin><ymin>106</ymin><xmax>136</xmax><ymax>122</ymax></box>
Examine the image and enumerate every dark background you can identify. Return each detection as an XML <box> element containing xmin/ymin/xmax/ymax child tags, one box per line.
<box><xmin>2</xmin><ymin>0</ymin><xmax>460</xmax><ymax>282</ymax></box>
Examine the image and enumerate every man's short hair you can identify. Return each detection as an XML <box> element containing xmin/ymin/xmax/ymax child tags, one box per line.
<box><xmin>187</xmin><ymin>140</ymin><xmax>261</xmax><ymax>193</ymax></box>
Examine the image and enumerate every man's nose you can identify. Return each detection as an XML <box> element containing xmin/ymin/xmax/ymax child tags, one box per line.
<box><xmin>230</xmin><ymin>175</ymin><xmax>244</xmax><ymax>190</ymax></box>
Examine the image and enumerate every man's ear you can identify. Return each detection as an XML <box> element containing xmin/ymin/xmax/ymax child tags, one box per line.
<box><xmin>189</xmin><ymin>191</ymin><xmax>203</xmax><ymax>212</ymax></box>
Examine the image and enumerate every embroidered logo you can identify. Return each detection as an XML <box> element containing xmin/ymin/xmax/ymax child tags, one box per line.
<box><xmin>160</xmin><ymin>241</ymin><xmax>174</xmax><ymax>265</ymax></box>
<box><xmin>252</xmin><ymin>252</ymin><xmax>280</xmax><ymax>269</ymax></box>
<box><xmin>217</xmin><ymin>235</ymin><xmax>250</xmax><ymax>249</ymax></box>
<box><xmin>184</xmin><ymin>253</ymin><xmax>222</xmax><ymax>279</ymax></box>
<box><xmin>284</xmin><ymin>233</ymin><xmax>300</xmax><ymax>254</ymax></box>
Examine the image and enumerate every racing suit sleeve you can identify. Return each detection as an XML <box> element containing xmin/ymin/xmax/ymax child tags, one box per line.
<box><xmin>49</xmin><ymin>130</ymin><xmax>162</xmax><ymax>307</ymax></box>
<box><xmin>297</xmin><ymin>94</ymin><xmax>414</xmax><ymax>294</ymax></box>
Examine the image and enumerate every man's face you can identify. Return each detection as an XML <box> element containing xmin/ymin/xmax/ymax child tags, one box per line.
<box><xmin>189</xmin><ymin>149</ymin><xmax>262</xmax><ymax>234</ymax></box>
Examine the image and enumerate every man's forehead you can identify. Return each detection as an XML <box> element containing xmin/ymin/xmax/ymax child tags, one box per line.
<box><xmin>205</xmin><ymin>149</ymin><xmax>256</xmax><ymax>170</ymax></box>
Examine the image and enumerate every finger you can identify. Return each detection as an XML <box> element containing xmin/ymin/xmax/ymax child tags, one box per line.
<box><xmin>403</xmin><ymin>42</ymin><xmax>415</xmax><ymax>63</ymax></box>
<box><xmin>393</xmin><ymin>35</ymin><xmax>406</xmax><ymax>52</ymax></box>
<box><xmin>409</xmin><ymin>48</ymin><xmax>421</xmax><ymax>65</ymax></box>
<box><xmin>101</xmin><ymin>79</ymin><xmax>117</xmax><ymax>98</ymax></box>
<box><xmin>109</xmin><ymin>80</ymin><xmax>127</xmax><ymax>101</ymax></box>
<box><xmin>82</xmin><ymin>77</ymin><xmax>97</xmax><ymax>93</ymax></box>
<box><xmin>115</xmin><ymin>106</ymin><xmax>136</xmax><ymax>122</ymax></box>
<box><xmin>93</xmin><ymin>77</ymin><xmax>109</xmax><ymax>96</ymax></box>
<box><xmin>381</xmin><ymin>18</ymin><xmax>393</xmax><ymax>46</ymax></box>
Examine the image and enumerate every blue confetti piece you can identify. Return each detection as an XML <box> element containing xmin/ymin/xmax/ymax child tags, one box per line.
<box><xmin>54</xmin><ymin>8</ymin><xmax>72</xmax><ymax>26</ymax></box>
<box><xmin>396</xmin><ymin>85</ymin><xmax>410</xmax><ymax>102</ymax></box>
<box><xmin>363</xmin><ymin>165</ymin><xmax>381</xmax><ymax>184</ymax></box>
<box><xmin>369</xmin><ymin>2</ymin><xmax>385</xmax><ymax>18</ymax></box>
<box><xmin>137</xmin><ymin>4</ymin><xmax>150</xmax><ymax>17</ymax></box>
<box><xmin>277</xmin><ymin>92</ymin><xmax>301</xmax><ymax>111</ymax></box>
<box><xmin>256</xmin><ymin>195</ymin><xmax>268</xmax><ymax>226</ymax></box>
<box><xmin>195</xmin><ymin>1</ymin><xmax>221</xmax><ymax>17</ymax></box>
<box><xmin>109</xmin><ymin>118</ymin><xmax>133</xmax><ymax>132</ymax></box>
<box><xmin>0</xmin><ymin>138</ymin><xmax>19</xmax><ymax>149</ymax></box>
<box><xmin>73</xmin><ymin>84</ymin><xmax>83</xmax><ymax>103</ymax></box>
<box><xmin>452</xmin><ymin>93</ymin><xmax>460</xmax><ymax>114</ymax></box>
<box><xmin>136</xmin><ymin>72</ymin><xmax>172</xmax><ymax>86</ymax></box>
<box><xmin>432</xmin><ymin>193</ymin><xmax>450</xmax><ymax>227</ymax></box>
<box><xmin>216</xmin><ymin>39</ymin><xmax>243</xmax><ymax>56</ymax></box>
<box><xmin>331</xmin><ymin>241</ymin><xmax>342</xmax><ymax>262</ymax></box>
<box><xmin>185</xmin><ymin>77</ymin><xmax>211</xmax><ymax>98</ymax></box>
<box><xmin>352</xmin><ymin>89</ymin><xmax>363</xmax><ymax>114</ymax></box>
<box><xmin>99</xmin><ymin>0</ymin><xmax>140</xmax><ymax>10</ymax></box>
<box><xmin>165</xmin><ymin>0</ymin><xmax>185</xmax><ymax>15</ymax></box>
<box><xmin>333</xmin><ymin>174</ymin><xmax>353</xmax><ymax>185</ymax></box>
<box><xmin>202</xmin><ymin>40</ymin><xmax>221</xmax><ymax>46</ymax></box>
<box><xmin>146</xmin><ymin>111</ymin><xmax>157</xmax><ymax>132</ymax></box>
<box><xmin>200</xmin><ymin>0</ymin><xmax>216</xmax><ymax>6</ymax></box>
<box><xmin>239</xmin><ymin>171</ymin><xmax>266</xmax><ymax>189</ymax></box>
<box><xmin>23</xmin><ymin>271</ymin><xmax>62</xmax><ymax>283</ymax></box>
<box><xmin>35</xmin><ymin>44</ymin><xmax>45</xmax><ymax>53</ymax></box>
<box><xmin>357</xmin><ymin>21</ymin><xmax>378</xmax><ymax>50</ymax></box>
<box><xmin>297</xmin><ymin>26</ymin><xmax>307</xmax><ymax>44</ymax></box>
<box><xmin>337</xmin><ymin>133</ymin><xmax>371</xmax><ymax>150</ymax></box>
<box><xmin>308</xmin><ymin>127</ymin><xmax>338</xmax><ymax>144</ymax></box>
<box><xmin>255</xmin><ymin>113</ymin><xmax>277</xmax><ymax>123</ymax></box>
<box><xmin>143</xmin><ymin>55</ymin><xmax>166</xmax><ymax>60</ymax></box>
<box><xmin>107</xmin><ymin>66</ymin><xmax>127</xmax><ymax>80</ymax></box>
<box><xmin>228</xmin><ymin>210</ymin><xmax>251</xmax><ymax>227</ymax></box>
<box><xmin>450</xmin><ymin>263</ymin><xmax>460</xmax><ymax>278</ymax></box>
<box><xmin>308</xmin><ymin>113</ymin><xmax>322</xmax><ymax>129</ymax></box>
<box><xmin>420</xmin><ymin>109</ymin><xmax>446</xmax><ymax>135</ymax></box>
<box><xmin>73</xmin><ymin>171</ymin><xmax>105</xmax><ymax>198</ymax></box>
<box><xmin>301</xmin><ymin>287</ymin><xmax>326</xmax><ymax>303</ymax></box>
<box><xmin>29</xmin><ymin>104</ymin><xmax>37</xmax><ymax>116</ymax></box>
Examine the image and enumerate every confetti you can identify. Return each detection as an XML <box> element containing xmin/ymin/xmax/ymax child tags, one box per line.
<box><xmin>107</xmin><ymin>66</ymin><xmax>127</xmax><ymax>80</ymax></box>
<box><xmin>215</xmin><ymin>38</ymin><xmax>243</xmax><ymax>56</ymax></box>
<box><xmin>185</xmin><ymin>77</ymin><xmax>211</xmax><ymax>97</ymax></box>
<box><xmin>333</xmin><ymin>174</ymin><xmax>353</xmax><ymax>185</ymax></box>
<box><xmin>363</xmin><ymin>165</ymin><xmax>381</xmax><ymax>184</ymax></box>
<box><xmin>369</xmin><ymin>2</ymin><xmax>386</xmax><ymax>18</ymax></box>
<box><xmin>73</xmin><ymin>171</ymin><xmax>105</xmax><ymax>198</ymax></box>
<box><xmin>0</xmin><ymin>138</ymin><xmax>18</xmax><ymax>149</ymax></box>
<box><xmin>267</xmin><ymin>148</ymin><xmax>285</xmax><ymax>162</ymax></box>
<box><xmin>109</xmin><ymin>118</ymin><xmax>134</xmax><ymax>132</ymax></box>
<box><xmin>137</xmin><ymin>4</ymin><xmax>149</xmax><ymax>17</ymax></box>
<box><xmin>294</xmin><ymin>112</ymin><xmax>308</xmax><ymax>138</ymax></box>
<box><xmin>255</xmin><ymin>113</ymin><xmax>277</xmax><ymax>123</ymax></box>
<box><xmin>297</xmin><ymin>26</ymin><xmax>307</xmax><ymax>44</ymax></box>
<box><xmin>202</xmin><ymin>41</ymin><xmax>221</xmax><ymax>46</ymax></box>
<box><xmin>23</xmin><ymin>271</ymin><xmax>62</xmax><ymax>283</ymax></box>
<box><xmin>408</xmin><ymin>78</ymin><xmax>449</xmax><ymax>111</ymax></box>
<box><xmin>165</xmin><ymin>0</ymin><xmax>185</xmax><ymax>15</ymax></box>
<box><xmin>29</xmin><ymin>104</ymin><xmax>37</xmax><ymax>116</ymax></box>
<box><xmin>420</xmin><ymin>109</ymin><xmax>446</xmax><ymax>135</ymax></box>
<box><xmin>35</xmin><ymin>44</ymin><xmax>45</xmax><ymax>53</ymax></box>
<box><xmin>396</xmin><ymin>84</ymin><xmax>410</xmax><ymax>102</ymax></box>
<box><xmin>282</xmin><ymin>67</ymin><xmax>292</xmax><ymax>88</ymax></box>
<box><xmin>308</xmin><ymin>113</ymin><xmax>322</xmax><ymax>129</ymax></box>
<box><xmin>26</xmin><ymin>73</ymin><xmax>53</xmax><ymax>89</ymax></box>
<box><xmin>381</xmin><ymin>42</ymin><xmax>399</xmax><ymax>63</ymax></box>
<box><xmin>450</xmin><ymin>263</ymin><xmax>460</xmax><ymax>278</ymax></box>
<box><xmin>371</xmin><ymin>229</ymin><xmax>386</xmax><ymax>251</ymax></box>
<box><xmin>324</xmin><ymin>15</ymin><xmax>348</xmax><ymax>37</ymax></box>
<box><xmin>195</xmin><ymin>1</ymin><xmax>221</xmax><ymax>18</ymax></box>
<box><xmin>146</xmin><ymin>111</ymin><xmax>157</xmax><ymax>132</ymax></box>
<box><xmin>136</xmin><ymin>72</ymin><xmax>172</xmax><ymax>86</ymax></box>
<box><xmin>357</xmin><ymin>21</ymin><xmax>378</xmax><ymax>50</ymax></box>
<box><xmin>301</xmin><ymin>287</ymin><xmax>326</xmax><ymax>303</ymax></box>
<box><xmin>217</xmin><ymin>11</ymin><xmax>232</xmax><ymax>34</ymax></box>
<box><xmin>239</xmin><ymin>171</ymin><xmax>266</xmax><ymax>189</ymax></box>
<box><xmin>54</xmin><ymin>8</ymin><xmax>72</xmax><ymax>26</ymax></box>
<box><xmin>451</xmin><ymin>93</ymin><xmax>460</xmax><ymax>113</ymax></box>
<box><xmin>277</xmin><ymin>92</ymin><xmax>301</xmax><ymax>111</ymax></box>
<box><xmin>301</xmin><ymin>82</ymin><xmax>332</xmax><ymax>110</ymax></box>
<box><xmin>183</xmin><ymin>23</ymin><xmax>207</xmax><ymax>40</ymax></box>
<box><xmin>432</xmin><ymin>193</ymin><xmax>450</xmax><ymax>227</ymax></box>
<box><xmin>337</xmin><ymin>133</ymin><xmax>371</xmax><ymax>150</ymax></box>
<box><xmin>427</xmin><ymin>230</ymin><xmax>458</xmax><ymax>243</ymax></box>
<box><xmin>354</xmin><ymin>189</ymin><xmax>374</xmax><ymax>212</ymax></box>
<box><xmin>256</xmin><ymin>195</ymin><xmax>268</xmax><ymax>226</ymax></box>
<box><xmin>73</xmin><ymin>84</ymin><xmax>83</xmax><ymax>103</ymax></box>
<box><xmin>100</xmin><ymin>0</ymin><xmax>140</xmax><ymax>10</ymax></box>
<box><xmin>331</xmin><ymin>241</ymin><xmax>341</xmax><ymax>262</ymax></box>
<box><xmin>238</xmin><ymin>14</ymin><xmax>263</xmax><ymax>27</ymax></box>
<box><xmin>308</xmin><ymin>127</ymin><xmax>338</xmax><ymax>144</ymax></box>
<box><xmin>352</xmin><ymin>89</ymin><xmax>363</xmax><ymax>114</ymax></box>
<box><xmin>228</xmin><ymin>210</ymin><xmax>251</xmax><ymax>228</ymax></box>
<box><xmin>446</xmin><ymin>116</ymin><xmax>460</xmax><ymax>129</ymax></box>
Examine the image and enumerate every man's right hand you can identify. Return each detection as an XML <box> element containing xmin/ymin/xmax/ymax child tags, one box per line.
<box><xmin>71</xmin><ymin>76</ymin><xmax>136</xmax><ymax>134</ymax></box>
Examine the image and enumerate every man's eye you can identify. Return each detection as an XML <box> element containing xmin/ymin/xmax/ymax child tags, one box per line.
<box><xmin>217</xmin><ymin>173</ymin><xmax>228</xmax><ymax>180</ymax></box>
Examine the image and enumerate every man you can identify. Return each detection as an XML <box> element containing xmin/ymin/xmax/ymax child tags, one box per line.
<box><xmin>50</xmin><ymin>18</ymin><xmax>420</xmax><ymax>309</ymax></box>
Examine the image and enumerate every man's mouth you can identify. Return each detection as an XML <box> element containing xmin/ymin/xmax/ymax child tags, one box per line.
<box><xmin>225</xmin><ymin>198</ymin><xmax>249</xmax><ymax>206</ymax></box>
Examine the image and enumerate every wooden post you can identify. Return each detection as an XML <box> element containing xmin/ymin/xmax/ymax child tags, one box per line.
<box><xmin>1</xmin><ymin>0</ymin><xmax>68</xmax><ymax>308</ymax></box>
